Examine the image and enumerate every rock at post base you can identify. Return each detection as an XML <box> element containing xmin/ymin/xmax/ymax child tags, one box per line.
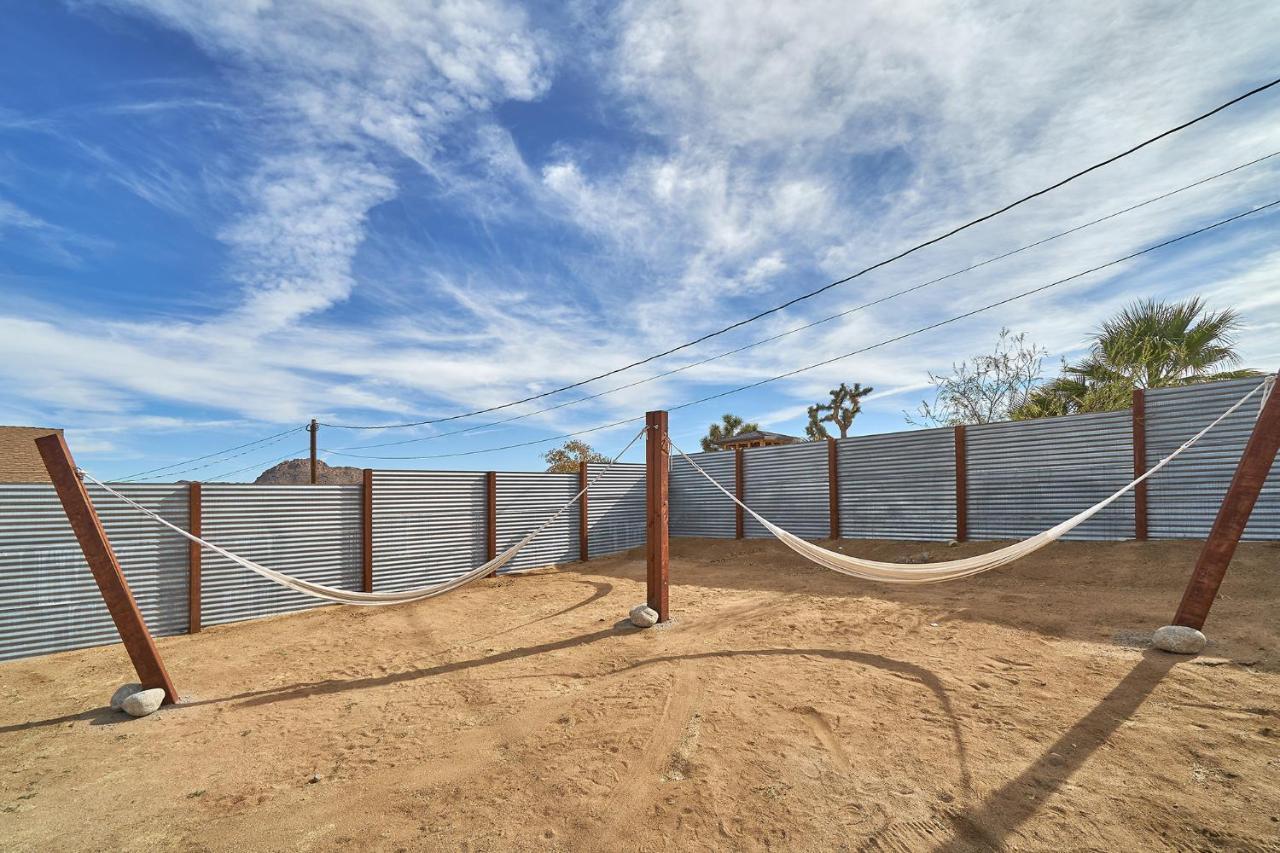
<box><xmin>1152</xmin><ymin>625</ymin><xmax>1207</xmax><ymax>655</ymax></box>
<box><xmin>121</xmin><ymin>688</ymin><xmax>166</xmax><ymax>717</ymax></box>
<box><xmin>109</xmin><ymin>683</ymin><xmax>142</xmax><ymax>711</ymax></box>
<box><xmin>629</xmin><ymin>604</ymin><xmax>659</xmax><ymax>628</ymax></box>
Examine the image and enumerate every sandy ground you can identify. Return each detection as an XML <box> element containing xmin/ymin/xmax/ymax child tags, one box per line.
<box><xmin>1</xmin><ymin>537</ymin><xmax>1279</xmax><ymax>852</ymax></box>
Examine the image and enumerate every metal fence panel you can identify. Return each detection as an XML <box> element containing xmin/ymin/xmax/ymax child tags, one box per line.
<box><xmin>838</xmin><ymin>429</ymin><xmax>956</xmax><ymax>541</ymax></box>
<box><xmin>586</xmin><ymin>462</ymin><xmax>646</xmax><ymax>557</ymax></box>
<box><xmin>1145</xmin><ymin>377</ymin><xmax>1280</xmax><ymax>540</ymax></box>
<box><xmin>496</xmin><ymin>472</ymin><xmax>580</xmax><ymax>571</ymax></box>
<box><xmin>0</xmin><ymin>483</ymin><xmax>188</xmax><ymax>661</ymax></box>
<box><xmin>200</xmin><ymin>485</ymin><xmax>361</xmax><ymax>627</ymax></box>
<box><xmin>670</xmin><ymin>451</ymin><xmax>737</xmax><ymax>537</ymax></box>
<box><xmin>967</xmin><ymin>411</ymin><xmax>1134</xmax><ymax>541</ymax></box>
<box><xmin>742</xmin><ymin>442</ymin><xmax>829</xmax><ymax>539</ymax></box>
<box><xmin>371</xmin><ymin>470</ymin><xmax>488</xmax><ymax>591</ymax></box>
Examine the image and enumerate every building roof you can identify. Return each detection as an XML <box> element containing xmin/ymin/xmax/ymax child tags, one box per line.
<box><xmin>0</xmin><ymin>426</ymin><xmax>63</xmax><ymax>484</ymax></box>
<box><xmin>712</xmin><ymin>430</ymin><xmax>801</xmax><ymax>448</ymax></box>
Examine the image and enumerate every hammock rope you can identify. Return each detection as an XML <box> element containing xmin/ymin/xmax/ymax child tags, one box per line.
<box><xmin>669</xmin><ymin>376</ymin><xmax>1273</xmax><ymax>585</ymax></box>
<box><xmin>79</xmin><ymin>426</ymin><xmax>647</xmax><ymax>606</ymax></box>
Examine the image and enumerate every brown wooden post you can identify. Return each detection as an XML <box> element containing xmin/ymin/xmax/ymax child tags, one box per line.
<box><xmin>187</xmin><ymin>482</ymin><xmax>201</xmax><ymax>634</ymax></box>
<box><xmin>646</xmin><ymin>411</ymin><xmax>670</xmax><ymax>622</ymax></box>
<box><xmin>1172</xmin><ymin>376</ymin><xmax>1280</xmax><ymax>630</ymax></box>
<box><xmin>578</xmin><ymin>460</ymin><xmax>589</xmax><ymax>562</ymax></box>
<box><xmin>734</xmin><ymin>447</ymin><xmax>745</xmax><ymax>539</ymax></box>
<box><xmin>309</xmin><ymin>418</ymin><xmax>318</xmax><ymax>485</ymax></box>
<box><xmin>485</xmin><ymin>471</ymin><xmax>498</xmax><ymax>571</ymax></box>
<box><xmin>954</xmin><ymin>425</ymin><xmax>968</xmax><ymax>542</ymax></box>
<box><xmin>1132</xmin><ymin>388</ymin><xmax>1149</xmax><ymax>541</ymax></box>
<box><xmin>827</xmin><ymin>437</ymin><xmax>841</xmax><ymax>540</ymax></box>
<box><xmin>361</xmin><ymin>468</ymin><xmax>373</xmax><ymax>593</ymax></box>
<box><xmin>35</xmin><ymin>434</ymin><xmax>179</xmax><ymax>704</ymax></box>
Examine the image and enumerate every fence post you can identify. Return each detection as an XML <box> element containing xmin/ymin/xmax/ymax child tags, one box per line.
<box><xmin>735</xmin><ymin>447</ymin><xmax>745</xmax><ymax>539</ymax></box>
<box><xmin>646</xmin><ymin>411</ymin><xmax>670</xmax><ymax>622</ymax></box>
<box><xmin>579</xmin><ymin>460</ymin><xmax>589</xmax><ymax>562</ymax></box>
<box><xmin>35</xmin><ymin>433</ymin><xmax>180</xmax><ymax>704</ymax></box>
<box><xmin>1171</xmin><ymin>376</ymin><xmax>1280</xmax><ymax>630</ymax></box>
<box><xmin>954</xmin><ymin>425</ymin><xmax>968</xmax><ymax>542</ymax></box>
<box><xmin>361</xmin><ymin>469</ymin><xmax>373</xmax><ymax>593</ymax></box>
<box><xmin>188</xmin><ymin>482</ymin><xmax>201</xmax><ymax>634</ymax></box>
<box><xmin>485</xmin><ymin>471</ymin><xmax>498</xmax><ymax>573</ymax></box>
<box><xmin>1132</xmin><ymin>388</ymin><xmax>1149</xmax><ymax>541</ymax></box>
<box><xmin>827</xmin><ymin>437</ymin><xmax>841</xmax><ymax>540</ymax></box>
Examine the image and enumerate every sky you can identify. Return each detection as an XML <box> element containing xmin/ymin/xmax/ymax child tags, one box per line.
<box><xmin>2</xmin><ymin>0</ymin><xmax>1279</xmax><ymax>481</ymax></box>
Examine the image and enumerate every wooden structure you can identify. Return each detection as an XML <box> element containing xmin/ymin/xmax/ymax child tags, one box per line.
<box><xmin>954</xmin><ymin>425</ymin><xmax>968</xmax><ymax>542</ymax></box>
<box><xmin>35</xmin><ymin>433</ymin><xmax>179</xmax><ymax>704</ymax></box>
<box><xmin>713</xmin><ymin>429</ymin><xmax>800</xmax><ymax>451</ymax></box>
<box><xmin>361</xmin><ymin>468</ymin><xmax>374</xmax><ymax>592</ymax></box>
<box><xmin>187</xmin><ymin>482</ymin><xmax>202</xmax><ymax>633</ymax></box>
<box><xmin>735</xmin><ymin>448</ymin><xmax>746</xmax><ymax>539</ymax></box>
<box><xmin>1172</xmin><ymin>376</ymin><xmax>1280</xmax><ymax>630</ymax></box>
<box><xmin>308</xmin><ymin>419</ymin><xmax>318</xmax><ymax>485</ymax></box>
<box><xmin>578</xmin><ymin>461</ymin><xmax>589</xmax><ymax>562</ymax></box>
<box><xmin>1132</xmin><ymin>388</ymin><xmax>1149</xmax><ymax>540</ymax></box>
<box><xmin>827</xmin><ymin>437</ymin><xmax>840</xmax><ymax>540</ymax></box>
<box><xmin>646</xmin><ymin>410</ymin><xmax>670</xmax><ymax>622</ymax></box>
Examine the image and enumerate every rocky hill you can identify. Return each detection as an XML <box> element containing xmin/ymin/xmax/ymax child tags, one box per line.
<box><xmin>252</xmin><ymin>458</ymin><xmax>363</xmax><ymax>485</ymax></box>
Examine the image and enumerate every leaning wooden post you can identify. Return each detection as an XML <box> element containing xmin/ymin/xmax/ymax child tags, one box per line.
<box><xmin>1132</xmin><ymin>388</ymin><xmax>1149</xmax><ymax>541</ymax></box>
<box><xmin>1171</xmin><ymin>376</ymin><xmax>1280</xmax><ymax>630</ymax></box>
<box><xmin>827</xmin><ymin>437</ymin><xmax>841</xmax><ymax>540</ymax></box>
<box><xmin>578</xmin><ymin>460</ymin><xmax>589</xmax><ymax>562</ymax></box>
<box><xmin>646</xmin><ymin>411</ymin><xmax>670</xmax><ymax>622</ymax></box>
<box><xmin>187</xmin><ymin>482</ymin><xmax>202</xmax><ymax>634</ymax></box>
<box><xmin>361</xmin><ymin>469</ymin><xmax>374</xmax><ymax>593</ymax></box>
<box><xmin>954</xmin><ymin>425</ymin><xmax>968</xmax><ymax>542</ymax></box>
<box><xmin>35</xmin><ymin>434</ymin><xmax>179</xmax><ymax>704</ymax></box>
<box><xmin>734</xmin><ymin>447</ymin><xmax>746</xmax><ymax>539</ymax></box>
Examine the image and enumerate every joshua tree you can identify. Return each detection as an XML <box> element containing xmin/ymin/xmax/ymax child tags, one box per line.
<box><xmin>701</xmin><ymin>413</ymin><xmax>758</xmax><ymax>452</ymax></box>
<box><xmin>804</xmin><ymin>404</ymin><xmax>829</xmax><ymax>440</ymax></box>
<box><xmin>1013</xmin><ymin>297</ymin><xmax>1259</xmax><ymax>418</ymax></box>
<box><xmin>811</xmin><ymin>382</ymin><xmax>874</xmax><ymax>438</ymax></box>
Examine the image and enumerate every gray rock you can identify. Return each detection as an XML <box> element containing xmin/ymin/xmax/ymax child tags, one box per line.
<box><xmin>121</xmin><ymin>688</ymin><xmax>166</xmax><ymax>717</ymax></box>
<box><xmin>109</xmin><ymin>683</ymin><xmax>142</xmax><ymax>711</ymax></box>
<box><xmin>629</xmin><ymin>604</ymin><xmax>659</xmax><ymax>628</ymax></box>
<box><xmin>946</xmin><ymin>539</ymin><xmax>960</xmax><ymax>548</ymax></box>
<box><xmin>1152</xmin><ymin>625</ymin><xmax>1207</xmax><ymax>655</ymax></box>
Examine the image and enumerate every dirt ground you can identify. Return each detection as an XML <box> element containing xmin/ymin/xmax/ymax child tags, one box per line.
<box><xmin>1</xmin><ymin>537</ymin><xmax>1278</xmax><ymax>852</ymax></box>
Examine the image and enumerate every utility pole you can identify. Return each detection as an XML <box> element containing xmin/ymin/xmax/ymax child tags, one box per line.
<box><xmin>309</xmin><ymin>418</ymin><xmax>318</xmax><ymax>485</ymax></box>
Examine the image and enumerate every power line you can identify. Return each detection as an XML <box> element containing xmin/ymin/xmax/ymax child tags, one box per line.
<box><xmin>115</xmin><ymin>427</ymin><xmax>305</xmax><ymax>482</ymax></box>
<box><xmin>319</xmin><ymin>77</ymin><xmax>1280</xmax><ymax>431</ymax></box>
<box><xmin>203</xmin><ymin>446</ymin><xmax>312</xmax><ymax>482</ymax></box>
<box><xmin>328</xmin><ymin>150</ymin><xmax>1279</xmax><ymax>453</ymax></box>
<box><xmin>322</xmin><ymin>197</ymin><xmax>1278</xmax><ymax>460</ymax></box>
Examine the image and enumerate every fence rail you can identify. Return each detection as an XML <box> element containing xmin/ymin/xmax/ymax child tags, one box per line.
<box><xmin>1</xmin><ymin>377</ymin><xmax>1276</xmax><ymax>662</ymax></box>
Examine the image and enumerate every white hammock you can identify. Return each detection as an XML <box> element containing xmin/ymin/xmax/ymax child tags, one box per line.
<box><xmin>670</xmin><ymin>376</ymin><xmax>1273</xmax><ymax>585</ymax></box>
<box><xmin>81</xmin><ymin>427</ymin><xmax>646</xmax><ymax>606</ymax></box>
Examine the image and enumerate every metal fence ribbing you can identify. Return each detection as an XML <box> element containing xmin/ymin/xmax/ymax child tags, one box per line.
<box><xmin>199</xmin><ymin>484</ymin><xmax>362</xmax><ymax>627</ymax></box>
<box><xmin>670</xmin><ymin>451</ymin><xmax>736</xmax><ymax>537</ymax></box>
<box><xmin>585</xmin><ymin>462</ymin><xmax>646</xmax><ymax>557</ymax></box>
<box><xmin>741</xmin><ymin>441</ymin><xmax>829</xmax><ymax>540</ymax></box>
<box><xmin>495</xmin><ymin>472</ymin><xmax>580</xmax><ymax>571</ymax></box>
<box><xmin>370</xmin><ymin>470</ymin><xmax>488</xmax><ymax>591</ymax></box>
<box><xmin>966</xmin><ymin>410</ymin><xmax>1135</xmax><ymax>541</ymax></box>
<box><xmin>0</xmin><ymin>483</ymin><xmax>189</xmax><ymax>661</ymax></box>
<box><xmin>838</xmin><ymin>428</ymin><xmax>957</xmax><ymax>541</ymax></box>
<box><xmin>1145</xmin><ymin>378</ymin><xmax>1280</xmax><ymax>540</ymax></box>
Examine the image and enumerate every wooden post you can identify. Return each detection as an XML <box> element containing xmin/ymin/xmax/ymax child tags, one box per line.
<box><xmin>1133</xmin><ymin>388</ymin><xmax>1149</xmax><ymax>541</ymax></box>
<box><xmin>827</xmin><ymin>437</ymin><xmax>841</xmax><ymax>540</ymax></box>
<box><xmin>1172</xmin><ymin>377</ymin><xmax>1280</xmax><ymax>630</ymax></box>
<box><xmin>485</xmin><ymin>471</ymin><xmax>498</xmax><ymax>571</ymax></box>
<box><xmin>646</xmin><ymin>411</ymin><xmax>670</xmax><ymax>622</ymax></box>
<box><xmin>35</xmin><ymin>434</ymin><xmax>179</xmax><ymax>705</ymax></box>
<box><xmin>187</xmin><ymin>482</ymin><xmax>201</xmax><ymax>634</ymax></box>
<box><xmin>309</xmin><ymin>419</ymin><xmax>318</xmax><ymax>485</ymax></box>
<box><xmin>578</xmin><ymin>460</ymin><xmax>589</xmax><ymax>562</ymax></box>
<box><xmin>361</xmin><ymin>469</ymin><xmax>373</xmax><ymax>593</ymax></box>
<box><xmin>734</xmin><ymin>447</ymin><xmax>745</xmax><ymax>539</ymax></box>
<box><xmin>954</xmin><ymin>425</ymin><xmax>968</xmax><ymax>542</ymax></box>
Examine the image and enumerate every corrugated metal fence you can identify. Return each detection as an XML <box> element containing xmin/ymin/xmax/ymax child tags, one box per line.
<box><xmin>2</xmin><ymin>377</ymin><xmax>1277</xmax><ymax>661</ymax></box>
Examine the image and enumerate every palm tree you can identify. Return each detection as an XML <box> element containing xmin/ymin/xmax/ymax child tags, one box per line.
<box><xmin>701</xmin><ymin>413</ymin><xmax>759</xmax><ymax>452</ymax></box>
<box><xmin>1014</xmin><ymin>297</ymin><xmax>1259</xmax><ymax>418</ymax></box>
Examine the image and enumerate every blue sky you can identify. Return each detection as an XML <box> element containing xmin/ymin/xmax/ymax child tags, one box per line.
<box><xmin>2</xmin><ymin>1</ymin><xmax>1279</xmax><ymax>480</ymax></box>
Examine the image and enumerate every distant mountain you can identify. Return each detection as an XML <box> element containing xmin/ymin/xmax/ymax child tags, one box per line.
<box><xmin>252</xmin><ymin>458</ymin><xmax>363</xmax><ymax>485</ymax></box>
